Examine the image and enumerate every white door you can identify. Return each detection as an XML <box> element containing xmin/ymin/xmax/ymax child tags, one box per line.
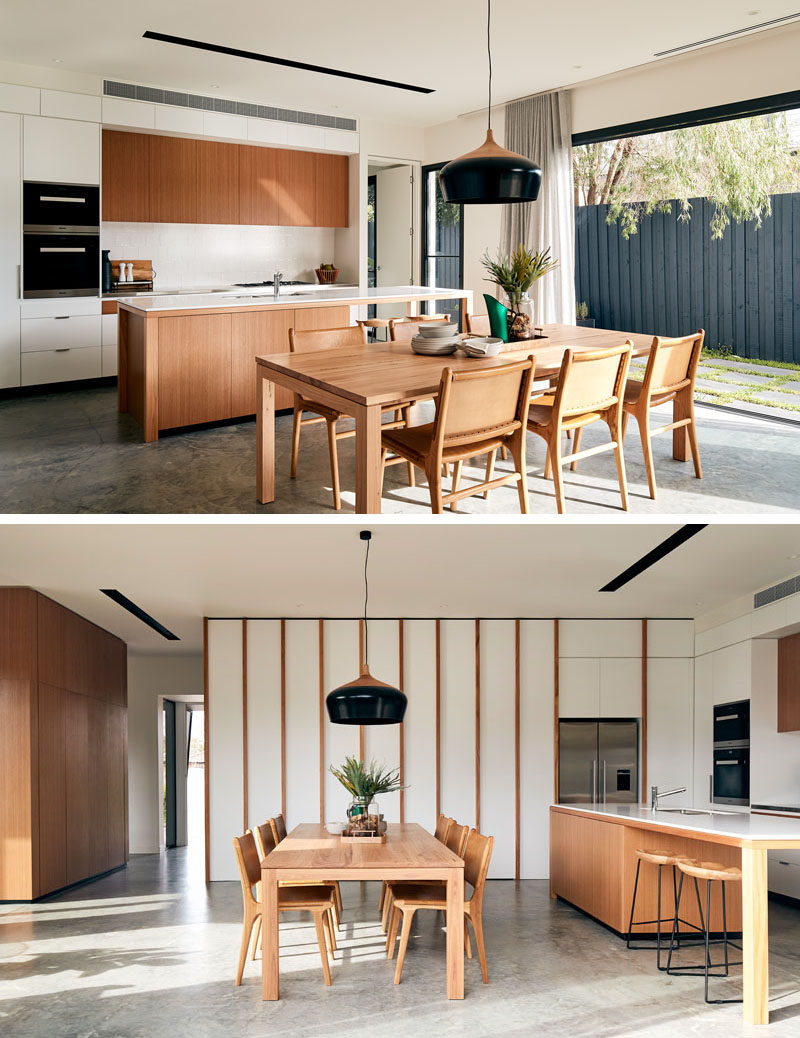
<box><xmin>375</xmin><ymin>165</ymin><xmax>413</xmax><ymax>320</ymax></box>
<box><xmin>0</xmin><ymin>112</ymin><xmax>21</xmax><ymax>389</ymax></box>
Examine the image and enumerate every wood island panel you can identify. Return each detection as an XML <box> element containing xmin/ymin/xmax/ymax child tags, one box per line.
<box><xmin>157</xmin><ymin>314</ymin><xmax>233</xmax><ymax>429</ymax></box>
<box><xmin>231</xmin><ymin>309</ymin><xmax>294</xmax><ymax>415</ymax></box>
<box><xmin>293</xmin><ymin>305</ymin><xmax>352</xmax><ymax>332</ymax></box>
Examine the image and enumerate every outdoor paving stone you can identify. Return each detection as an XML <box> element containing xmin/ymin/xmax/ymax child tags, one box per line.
<box><xmin>703</xmin><ymin>357</ymin><xmax>800</xmax><ymax>378</ymax></box>
<box><xmin>697</xmin><ymin>368</ymin><xmax>775</xmax><ymax>386</ymax></box>
<box><xmin>749</xmin><ymin>390</ymin><xmax>800</xmax><ymax>405</ymax></box>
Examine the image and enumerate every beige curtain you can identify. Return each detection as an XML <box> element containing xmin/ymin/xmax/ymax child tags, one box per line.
<box><xmin>501</xmin><ymin>91</ymin><xmax>576</xmax><ymax>325</ymax></box>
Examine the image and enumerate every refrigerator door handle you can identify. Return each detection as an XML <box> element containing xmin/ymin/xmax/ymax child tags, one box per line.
<box><xmin>602</xmin><ymin>760</ymin><xmax>607</xmax><ymax>804</ymax></box>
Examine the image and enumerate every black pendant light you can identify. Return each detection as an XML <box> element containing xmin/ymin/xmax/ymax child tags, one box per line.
<box><xmin>326</xmin><ymin>531</ymin><xmax>407</xmax><ymax>726</ymax></box>
<box><xmin>439</xmin><ymin>0</ymin><xmax>542</xmax><ymax>205</ymax></box>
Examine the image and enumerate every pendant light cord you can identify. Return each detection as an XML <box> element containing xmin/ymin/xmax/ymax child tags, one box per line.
<box><xmin>363</xmin><ymin>535</ymin><xmax>370</xmax><ymax>668</ymax></box>
<box><xmin>487</xmin><ymin>0</ymin><xmax>492</xmax><ymax>131</ymax></box>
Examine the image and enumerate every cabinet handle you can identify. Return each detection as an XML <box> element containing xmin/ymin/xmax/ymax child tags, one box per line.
<box><xmin>54</xmin><ymin>315</ymin><xmax>70</xmax><ymax>320</ymax></box>
<box><xmin>709</xmin><ymin>774</ymin><xmax>714</xmax><ymax>802</ymax></box>
<box><xmin>54</xmin><ymin>348</ymin><xmax>70</xmax><ymax>353</ymax></box>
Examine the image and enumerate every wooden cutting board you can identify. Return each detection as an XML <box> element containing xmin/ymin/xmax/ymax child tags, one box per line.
<box><xmin>111</xmin><ymin>260</ymin><xmax>153</xmax><ymax>282</ymax></box>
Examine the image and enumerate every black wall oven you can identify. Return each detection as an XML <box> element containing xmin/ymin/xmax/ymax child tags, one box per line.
<box><xmin>712</xmin><ymin>698</ymin><xmax>750</xmax><ymax>806</ymax></box>
<box><xmin>22</xmin><ymin>181</ymin><xmax>99</xmax><ymax>298</ymax></box>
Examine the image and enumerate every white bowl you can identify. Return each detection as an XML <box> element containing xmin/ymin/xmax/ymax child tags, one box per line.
<box><xmin>325</xmin><ymin>821</ymin><xmax>345</xmax><ymax>835</ymax></box>
<box><xmin>416</xmin><ymin>322</ymin><xmax>454</xmax><ymax>338</ymax></box>
<box><xmin>463</xmin><ymin>336</ymin><xmax>503</xmax><ymax>357</ymax></box>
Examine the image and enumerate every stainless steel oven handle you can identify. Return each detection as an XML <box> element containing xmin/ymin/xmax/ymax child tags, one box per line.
<box><xmin>717</xmin><ymin>760</ymin><xmax>740</xmax><ymax>765</ymax></box>
<box><xmin>716</xmin><ymin>713</ymin><xmax>739</xmax><ymax>721</ymax></box>
<box><xmin>709</xmin><ymin>774</ymin><xmax>714</xmax><ymax>803</ymax></box>
<box><xmin>39</xmin><ymin>195</ymin><xmax>86</xmax><ymax>203</ymax></box>
<box><xmin>39</xmin><ymin>247</ymin><xmax>86</xmax><ymax>253</ymax></box>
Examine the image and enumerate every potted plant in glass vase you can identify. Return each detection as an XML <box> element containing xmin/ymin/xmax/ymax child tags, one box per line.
<box><xmin>481</xmin><ymin>245</ymin><xmax>559</xmax><ymax>341</ymax></box>
<box><xmin>330</xmin><ymin>756</ymin><xmax>404</xmax><ymax>837</ymax></box>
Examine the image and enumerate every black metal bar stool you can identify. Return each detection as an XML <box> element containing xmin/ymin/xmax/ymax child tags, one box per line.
<box><xmin>666</xmin><ymin>858</ymin><xmax>743</xmax><ymax>1004</ymax></box>
<box><xmin>626</xmin><ymin>849</ymin><xmax>705</xmax><ymax>970</ymax></box>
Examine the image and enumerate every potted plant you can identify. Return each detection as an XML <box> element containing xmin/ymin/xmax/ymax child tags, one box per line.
<box><xmin>330</xmin><ymin>756</ymin><xmax>404</xmax><ymax>835</ymax></box>
<box><xmin>481</xmin><ymin>245</ymin><xmax>559</xmax><ymax>341</ymax></box>
<box><xmin>576</xmin><ymin>301</ymin><xmax>595</xmax><ymax>328</ymax></box>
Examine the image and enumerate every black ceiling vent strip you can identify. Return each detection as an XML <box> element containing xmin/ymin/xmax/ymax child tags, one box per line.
<box><xmin>142</xmin><ymin>31</ymin><xmax>435</xmax><ymax>95</ymax></box>
<box><xmin>100</xmin><ymin>589</ymin><xmax>180</xmax><ymax>640</ymax></box>
<box><xmin>754</xmin><ymin>573</ymin><xmax>800</xmax><ymax>609</ymax></box>
<box><xmin>598</xmin><ymin>525</ymin><xmax>708</xmax><ymax>593</ymax></box>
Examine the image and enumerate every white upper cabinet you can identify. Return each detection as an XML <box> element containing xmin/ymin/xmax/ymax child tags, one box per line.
<box><xmin>154</xmin><ymin>106</ymin><xmax>204</xmax><ymax>135</ymax></box>
<box><xmin>101</xmin><ymin>96</ymin><xmax>155</xmax><ymax>130</ymax></box>
<box><xmin>0</xmin><ymin>82</ymin><xmax>40</xmax><ymax>116</ymax></box>
<box><xmin>559</xmin><ymin>620</ymin><xmax>641</xmax><ymax>658</ymax></box>
<box><xmin>0</xmin><ymin>111</ymin><xmax>21</xmax><ymax>389</ymax></box>
<box><xmin>23</xmin><ymin>116</ymin><xmax>100</xmax><ymax>185</ymax></box>
<box><xmin>559</xmin><ymin>658</ymin><xmax>600</xmax><ymax>717</ymax></box>
<box><xmin>599</xmin><ymin>658</ymin><xmax>641</xmax><ymax>717</ymax></box>
<box><xmin>647</xmin><ymin>657</ymin><xmax>694</xmax><ymax>807</ymax></box>
<box><xmin>40</xmin><ymin>90</ymin><xmax>101</xmax><ymax>123</ymax></box>
<box><xmin>710</xmin><ymin>640</ymin><xmax>751</xmax><ymax>706</ymax></box>
<box><xmin>693</xmin><ymin>653</ymin><xmax>714</xmax><ymax>808</ymax></box>
<box><xmin>202</xmin><ymin>111</ymin><xmax>247</xmax><ymax>140</ymax></box>
<box><xmin>647</xmin><ymin>619</ymin><xmax>694</xmax><ymax>657</ymax></box>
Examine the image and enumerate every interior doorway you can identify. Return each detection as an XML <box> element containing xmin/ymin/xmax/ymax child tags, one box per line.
<box><xmin>160</xmin><ymin>695</ymin><xmax>204</xmax><ymax>873</ymax></box>
<box><xmin>367</xmin><ymin>157</ymin><xmax>419</xmax><ymax>326</ymax></box>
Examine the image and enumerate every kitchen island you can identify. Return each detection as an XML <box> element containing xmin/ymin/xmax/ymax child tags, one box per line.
<box><xmin>115</xmin><ymin>285</ymin><xmax>471</xmax><ymax>442</ymax></box>
<box><xmin>550</xmin><ymin>803</ymin><xmax>800</xmax><ymax>1026</ymax></box>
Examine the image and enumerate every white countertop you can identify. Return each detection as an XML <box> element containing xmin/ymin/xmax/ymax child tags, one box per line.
<box><xmin>115</xmin><ymin>284</ymin><xmax>470</xmax><ymax>313</ymax></box>
<box><xmin>553</xmin><ymin>802</ymin><xmax>800</xmax><ymax>843</ymax></box>
<box><xmin>104</xmin><ymin>282</ymin><xmax>353</xmax><ymax>301</ymax></box>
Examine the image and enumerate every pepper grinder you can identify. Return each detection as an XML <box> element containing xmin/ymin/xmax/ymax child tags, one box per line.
<box><xmin>126</xmin><ymin>262</ymin><xmax>134</xmax><ymax>283</ymax></box>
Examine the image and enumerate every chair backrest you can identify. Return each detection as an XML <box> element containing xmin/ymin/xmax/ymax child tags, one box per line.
<box><xmin>434</xmin><ymin>813</ymin><xmax>451</xmax><ymax>842</ymax></box>
<box><xmin>270</xmin><ymin>814</ymin><xmax>287</xmax><ymax>843</ymax></box>
<box><xmin>464</xmin><ymin>312</ymin><xmax>491</xmax><ymax>337</ymax></box>
<box><xmin>255</xmin><ymin>821</ymin><xmax>277</xmax><ymax>859</ymax></box>
<box><xmin>233</xmin><ymin>831</ymin><xmax>261</xmax><ymax>898</ymax></box>
<box><xmin>463</xmin><ymin>829</ymin><xmax>494</xmax><ymax>904</ymax></box>
<box><xmin>444</xmin><ymin>821</ymin><xmax>469</xmax><ymax>857</ymax></box>
<box><xmin>554</xmin><ymin>343</ymin><xmax>632</xmax><ymax>418</ymax></box>
<box><xmin>389</xmin><ymin>315</ymin><xmax>450</xmax><ymax>342</ymax></box>
<box><xmin>641</xmin><ymin>330</ymin><xmax>704</xmax><ymax>398</ymax></box>
<box><xmin>432</xmin><ymin>357</ymin><xmax>534</xmax><ymax>451</ymax></box>
<box><xmin>289</xmin><ymin>324</ymin><xmax>366</xmax><ymax>354</ymax></box>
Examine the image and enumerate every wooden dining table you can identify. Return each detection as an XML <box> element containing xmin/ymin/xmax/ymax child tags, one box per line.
<box><xmin>255</xmin><ymin>323</ymin><xmax>663</xmax><ymax>514</ymax></box>
<box><xmin>260</xmin><ymin>822</ymin><xmax>465</xmax><ymax>999</ymax></box>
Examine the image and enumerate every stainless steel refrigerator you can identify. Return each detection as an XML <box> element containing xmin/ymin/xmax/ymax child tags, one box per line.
<box><xmin>558</xmin><ymin>720</ymin><xmax>639</xmax><ymax>804</ymax></box>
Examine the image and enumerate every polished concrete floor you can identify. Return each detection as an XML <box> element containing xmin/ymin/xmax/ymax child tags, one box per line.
<box><xmin>2</xmin><ymin>847</ymin><xmax>799</xmax><ymax>1037</ymax></box>
<box><xmin>1</xmin><ymin>384</ymin><xmax>799</xmax><ymax>514</ymax></box>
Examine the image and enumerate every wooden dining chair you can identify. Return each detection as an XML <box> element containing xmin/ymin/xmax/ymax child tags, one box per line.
<box><xmin>232</xmin><ymin>831</ymin><xmax>337</xmax><ymax>987</ymax></box>
<box><xmin>380</xmin><ymin>357</ymin><xmax>535</xmax><ymax>514</ymax></box>
<box><xmin>378</xmin><ymin>814</ymin><xmax>454</xmax><ymax>923</ymax></box>
<box><xmin>464</xmin><ymin>312</ymin><xmax>491</xmax><ymax>337</ymax></box>
<box><xmin>385</xmin><ymin>829</ymin><xmax>494</xmax><ymax>985</ymax></box>
<box><xmin>256</xmin><ymin>820</ymin><xmax>342</xmax><ymax>929</ymax></box>
<box><xmin>289</xmin><ymin>325</ymin><xmax>413</xmax><ymax>509</ymax></box>
<box><xmin>622</xmin><ymin>330</ymin><xmax>704</xmax><ymax>499</ymax></box>
<box><xmin>269</xmin><ymin>813</ymin><xmax>288</xmax><ymax>844</ymax></box>
<box><xmin>526</xmin><ymin>342</ymin><xmax>633</xmax><ymax>514</ymax></box>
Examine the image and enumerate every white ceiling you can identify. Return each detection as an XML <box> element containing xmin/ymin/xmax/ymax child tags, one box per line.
<box><xmin>2</xmin><ymin>2</ymin><xmax>797</xmax><ymax>126</ymax></box>
<box><xmin>0</xmin><ymin>522</ymin><xmax>798</xmax><ymax>655</ymax></box>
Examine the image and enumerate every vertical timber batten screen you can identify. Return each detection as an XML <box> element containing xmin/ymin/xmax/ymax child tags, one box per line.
<box><xmin>574</xmin><ymin>193</ymin><xmax>800</xmax><ymax>363</ymax></box>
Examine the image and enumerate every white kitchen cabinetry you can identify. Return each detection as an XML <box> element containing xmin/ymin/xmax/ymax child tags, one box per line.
<box><xmin>0</xmin><ymin>83</ymin><xmax>40</xmax><ymax>116</ymax></box>
<box><xmin>768</xmin><ymin>850</ymin><xmax>800</xmax><ymax>900</ymax></box>
<box><xmin>101</xmin><ymin>96</ymin><xmax>155</xmax><ymax>130</ymax></box>
<box><xmin>599</xmin><ymin>658</ymin><xmax>641</xmax><ymax>717</ymax></box>
<box><xmin>711</xmin><ymin>640</ymin><xmax>751</xmax><ymax>705</ymax></box>
<box><xmin>21</xmin><ymin>315</ymin><xmax>101</xmax><ymax>352</ymax></box>
<box><xmin>0</xmin><ymin>112</ymin><xmax>21</xmax><ymax>389</ymax></box>
<box><xmin>246</xmin><ymin>118</ymin><xmax>289</xmax><ymax>146</ymax></box>
<box><xmin>23</xmin><ymin>116</ymin><xmax>100</xmax><ymax>185</ymax></box>
<box><xmin>20</xmin><ymin>298</ymin><xmax>102</xmax><ymax>386</ymax></box>
<box><xmin>693</xmin><ymin>653</ymin><xmax>714</xmax><ymax>808</ymax></box>
<box><xmin>102</xmin><ymin>313</ymin><xmax>117</xmax><ymax>375</ymax></box>
<box><xmin>647</xmin><ymin>619</ymin><xmax>694</xmax><ymax>658</ymax></box>
<box><xmin>202</xmin><ymin>111</ymin><xmax>247</xmax><ymax>140</ymax></box>
<box><xmin>559</xmin><ymin>658</ymin><xmax>600</xmax><ymax>717</ymax></box>
<box><xmin>21</xmin><ymin>347</ymin><xmax>101</xmax><ymax>385</ymax></box>
<box><xmin>559</xmin><ymin>620</ymin><xmax>641</xmax><ymax>658</ymax></box>
<box><xmin>155</xmin><ymin>106</ymin><xmax>205</xmax><ymax>135</ymax></box>
<box><xmin>40</xmin><ymin>90</ymin><xmax>101</xmax><ymax>123</ymax></box>
<box><xmin>648</xmin><ymin>658</ymin><xmax>694</xmax><ymax>807</ymax></box>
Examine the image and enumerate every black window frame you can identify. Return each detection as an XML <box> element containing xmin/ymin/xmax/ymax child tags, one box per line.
<box><xmin>421</xmin><ymin>161</ymin><xmax>465</xmax><ymax>328</ymax></box>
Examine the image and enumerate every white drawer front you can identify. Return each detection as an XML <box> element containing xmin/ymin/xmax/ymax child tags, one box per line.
<box><xmin>21</xmin><ymin>345</ymin><xmax>102</xmax><ymax>385</ymax></box>
<box><xmin>101</xmin><ymin>313</ymin><xmax>118</xmax><ymax>346</ymax></box>
<box><xmin>102</xmin><ymin>343</ymin><xmax>117</xmax><ymax>376</ymax></box>
<box><xmin>21</xmin><ymin>297</ymin><xmax>101</xmax><ymax>318</ymax></box>
<box><xmin>21</xmin><ymin>315</ymin><xmax>101</xmax><ymax>353</ymax></box>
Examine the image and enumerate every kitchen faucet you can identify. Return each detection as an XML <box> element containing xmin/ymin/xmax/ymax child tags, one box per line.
<box><xmin>273</xmin><ymin>271</ymin><xmax>283</xmax><ymax>299</ymax></box>
<box><xmin>651</xmin><ymin>785</ymin><xmax>686</xmax><ymax>811</ymax></box>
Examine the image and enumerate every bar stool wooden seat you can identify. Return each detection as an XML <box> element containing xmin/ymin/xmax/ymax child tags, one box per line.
<box><xmin>667</xmin><ymin>858</ymin><xmax>743</xmax><ymax>1004</ymax></box>
<box><xmin>627</xmin><ymin>848</ymin><xmax>705</xmax><ymax>970</ymax></box>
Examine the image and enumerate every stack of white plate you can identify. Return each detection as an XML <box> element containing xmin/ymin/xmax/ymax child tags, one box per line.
<box><xmin>410</xmin><ymin>333</ymin><xmax>460</xmax><ymax>355</ymax></box>
<box><xmin>461</xmin><ymin>336</ymin><xmax>503</xmax><ymax>358</ymax></box>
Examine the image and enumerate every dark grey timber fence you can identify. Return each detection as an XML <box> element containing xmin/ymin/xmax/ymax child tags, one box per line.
<box><xmin>574</xmin><ymin>193</ymin><xmax>800</xmax><ymax>363</ymax></box>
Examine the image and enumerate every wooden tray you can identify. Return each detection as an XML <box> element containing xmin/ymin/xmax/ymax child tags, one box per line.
<box><xmin>340</xmin><ymin>832</ymin><xmax>387</xmax><ymax>844</ymax></box>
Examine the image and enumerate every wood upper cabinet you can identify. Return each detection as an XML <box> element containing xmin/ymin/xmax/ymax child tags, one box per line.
<box><xmin>231</xmin><ymin>309</ymin><xmax>294</xmax><ymax>415</ymax></box>
<box><xmin>197</xmin><ymin>139</ymin><xmax>239</xmax><ymax>224</ymax></box>
<box><xmin>275</xmin><ymin>149</ymin><xmax>316</xmax><ymax>226</ymax></box>
<box><xmin>315</xmin><ymin>153</ymin><xmax>349</xmax><ymax>228</ymax></box>
<box><xmin>38</xmin><ymin>594</ymin><xmax>126</xmax><ymax>703</ymax></box>
<box><xmin>38</xmin><ymin>682</ymin><xmax>67</xmax><ymax>896</ymax></box>
<box><xmin>149</xmin><ymin>135</ymin><xmax>197</xmax><ymax>223</ymax></box>
<box><xmin>239</xmin><ymin>145</ymin><xmax>280</xmax><ymax>226</ymax></box>
<box><xmin>778</xmin><ymin>632</ymin><xmax>800</xmax><ymax>732</ymax></box>
<box><xmin>102</xmin><ymin>130</ymin><xmax>150</xmax><ymax>222</ymax></box>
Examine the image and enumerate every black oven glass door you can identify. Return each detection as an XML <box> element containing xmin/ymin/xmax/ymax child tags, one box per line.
<box><xmin>23</xmin><ymin>182</ymin><xmax>100</xmax><ymax>232</ymax></box>
<box><xmin>713</xmin><ymin>699</ymin><xmax>750</xmax><ymax>746</ymax></box>
<box><xmin>713</xmin><ymin>747</ymin><xmax>750</xmax><ymax>805</ymax></box>
<box><xmin>23</xmin><ymin>234</ymin><xmax>100</xmax><ymax>298</ymax></box>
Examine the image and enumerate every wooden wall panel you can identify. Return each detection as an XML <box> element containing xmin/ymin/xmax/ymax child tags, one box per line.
<box><xmin>157</xmin><ymin>314</ymin><xmax>232</xmax><ymax>429</ymax></box>
<box><xmin>363</xmin><ymin>621</ymin><xmax>401</xmax><ymax>822</ymax></box>
<box><xmin>65</xmin><ymin>690</ymin><xmax>90</xmax><ymax>886</ymax></box>
<box><xmin>322</xmin><ymin>621</ymin><xmax>360</xmax><ymax>824</ymax></box>
<box><xmin>148</xmin><ymin>135</ymin><xmax>197</xmax><ymax>223</ymax></box>
<box><xmin>402</xmin><ymin>621</ymin><xmax>438</xmax><ymax>831</ymax></box>
<box><xmin>197</xmin><ymin>140</ymin><xmax>239</xmax><ymax>225</ymax></box>
<box><xmin>87</xmin><ymin>697</ymin><xmax>109</xmax><ymax>876</ymax></box>
<box><xmin>102</xmin><ymin>130</ymin><xmax>150</xmax><ymax>222</ymax></box>
<box><xmin>520</xmin><ymin>621</ymin><xmax>555</xmax><ymax>880</ymax></box>
<box><xmin>440</xmin><ymin>621</ymin><xmax>476</xmax><ymax>829</ymax></box>
<box><xmin>37</xmin><ymin>682</ymin><xmax>66</xmax><ymax>895</ymax></box>
<box><xmin>778</xmin><ymin>632</ymin><xmax>800</xmax><ymax>732</ymax></box>
<box><xmin>245</xmin><ymin>620</ymin><xmax>283</xmax><ymax>830</ymax></box>
<box><xmin>284</xmin><ymin>621</ymin><xmax>320</xmax><ymax>830</ymax></box>
<box><xmin>107</xmin><ymin>703</ymin><xmax>127</xmax><ymax>869</ymax></box>
<box><xmin>206</xmin><ymin>620</ymin><xmax>244</xmax><ymax>882</ymax></box>
<box><xmin>480</xmin><ymin>620</ymin><xmax>516</xmax><ymax>878</ymax></box>
<box><xmin>231</xmin><ymin>309</ymin><xmax>294</xmax><ymax>415</ymax></box>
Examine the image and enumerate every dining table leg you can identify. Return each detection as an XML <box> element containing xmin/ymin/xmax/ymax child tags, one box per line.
<box><xmin>741</xmin><ymin>845</ymin><xmax>769</xmax><ymax>1026</ymax></box>
<box><xmin>261</xmin><ymin>866</ymin><xmax>280</xmax><ymax>1000</ymax></box>
<box><xmin>445</xmin><ymin>867</ymin><xmax>465</xmax><ymax>999</ymax></box>
<box><xmin>256</xmin><ymin>372</ymin><xmax>275</xmax><ymax>505</ymax></box>
<box><xmin>354</xmin><ymin>403</ymin><xmax>383</xmax><ymax>514</ymax></box>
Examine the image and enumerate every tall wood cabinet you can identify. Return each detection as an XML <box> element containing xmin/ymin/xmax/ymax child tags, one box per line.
<box><xmin>778</xmin><ymin>632</ymin><xmax>800</xmax><ymax>732</ymax></box>
<box><xmin>0</xmin><ymin>588</ymin><xmax>127</xmax><ymax>901</ymax></box>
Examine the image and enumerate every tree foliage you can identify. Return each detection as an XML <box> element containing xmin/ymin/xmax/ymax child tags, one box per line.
<box><xmin>573</xmin><ymin>111</ymin><xmax>800</xmax><ymax>239</ymax></box>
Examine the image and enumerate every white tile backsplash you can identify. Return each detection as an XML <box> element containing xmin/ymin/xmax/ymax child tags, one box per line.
<box><xmin>101</xmin><ymin>222</ymin><xmax>336</xmax><ymax>289</ymax></box>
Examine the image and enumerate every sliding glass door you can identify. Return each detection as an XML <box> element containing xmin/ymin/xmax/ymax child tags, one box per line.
<box><xmin>421</xmin><ymin>163</ymin><xmax>464</xmax><ymax>327</ymax></box>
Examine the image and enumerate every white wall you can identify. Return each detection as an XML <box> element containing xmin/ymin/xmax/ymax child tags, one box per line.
<box><xmin>127</xmin><ymin>653</ymin><xmax>204</xmax><ymax>854</ymax></box>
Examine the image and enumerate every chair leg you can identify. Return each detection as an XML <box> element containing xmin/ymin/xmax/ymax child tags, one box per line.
<box><xmin>637</xmin><ymin>410</ymin><xmax>657</xmax><ymax>500</ymax></box>
<box><xmin>450</xmin><ymin>459</ymin><xmax>462</xmax><ymax>512</ymax></box>
<box><xmin>686</xmin><ymin>400</ymin><xmax>702</xmax><ymax>479</ymax></box>
<box><xmin>510</xmin><ymin>433</ymin><xmax>529</xmax><ymax>515</ymax></box>
<box><xmin>569</xmin><ymin>426</ymin><xmax>583</xmax><ymax>472</ymax></box>
<box><xmin>251</xmin><ymin>912</ymin><xmax>262</xmax><ymax>960</ymax></box>
<box><xmin>464</xmin><ymin>918</ymin><xmax>473</xmax><ymax>958</ymax></box>
<box><xmin>483</xmin><ymin>448</ymin><xmax>497</xmax><ymax>500</ymax></box>
<box><xmin>378</xmin><ymin>880</ymin><xmax>386</xmax><ymax>913</ymax></box>
<box><xmin>626</xmin><ymin>859</ymin><xmax>642</xmax><ymax>949</ymax></box>
<box><xmin>323</xmin><ymin>908</ymin><xmax>336</xmax><ymax>958</ymax></box>
<box><xmin>313</xmin><ymin>910</ymin><xmax>333</xmax><ymax>986</ymax></box>
<box><xmin>427</xmin><ymin>463</ymin><xmax>444</xmax><ymax>514</ymax></box>
<box><xmin>544</xmin><ymin>444</ymin><xmax>552</xmax><ymax>480</ymax></box>
<box><xmin>386</xmin><ymin>904</ymin><xmax>402</xmax><ymax>957</ymax></box>
<box><xmin>610</xmin><ymin>418</ymin><xmax>629</xmax><ymax>511</ymax></box>
<box><xmin>236</xmin><ymin>906</ymin><xmax>257</xmax><ymax>986</ymax></box>
<box><xmin>325</xmin><ymin>419</ymin><xmax>341</xmax><ymax>511</ymax></box>
<box><xmin>471</xmin><ymin>912</ymin><xmax>489</xmax><ymax>983</ymax></box>
<box><xmin>499</xmin><ymin>444</ymin><xmax>508</xmax><ymax>461</ymax></box>
<box><xmin>549</xmin><ymin>433</ymin><xmax>566</xmax><ymax>514</ymax></box>
<box><xmin>290</xmin><ymin>408</ymin><xmax>302</xmax><ymax>479</ymax></box>
<box><xmin>393</xmin><ymin>907</ymin><xmax>417</xmax><ymax>984</ymax></box>
<box><xmin>381</xmin><ymin>886</ymin><xmax>393</xmax><ymax>933</ymax></box>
